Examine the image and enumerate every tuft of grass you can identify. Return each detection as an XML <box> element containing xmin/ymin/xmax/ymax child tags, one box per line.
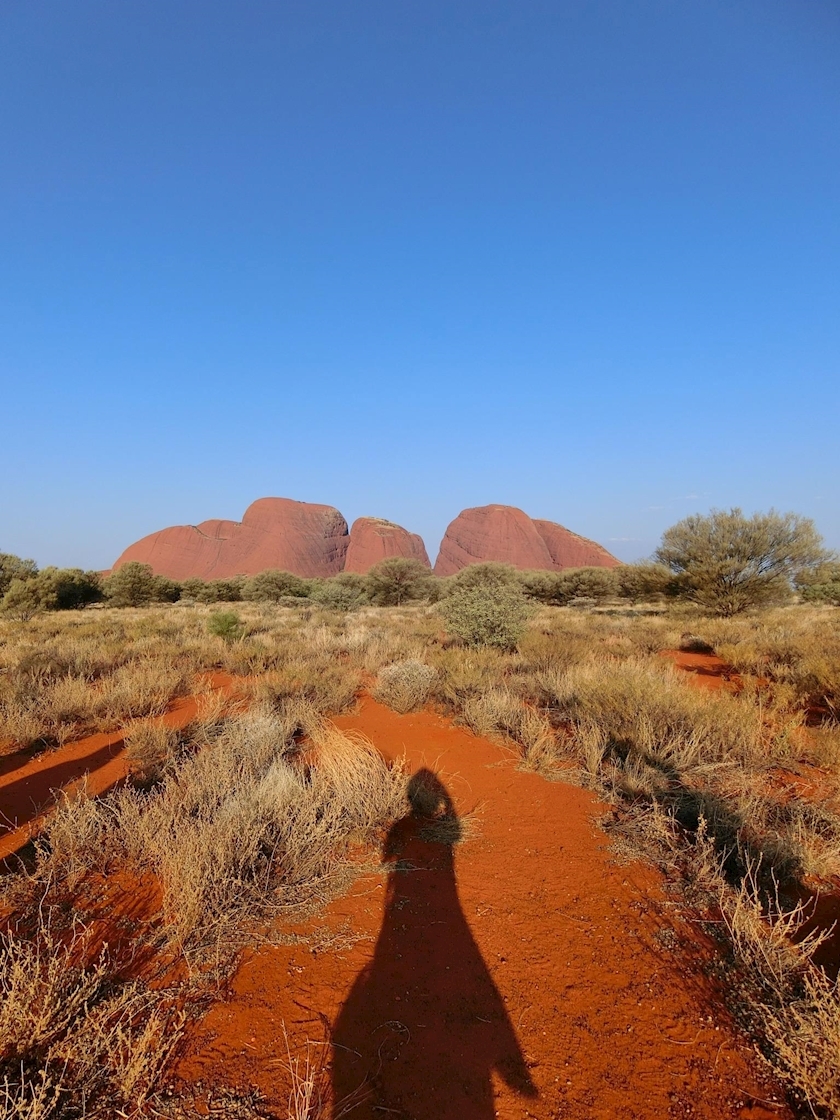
<box><xmin>0</xmin><ymin>927</ymin><xmax>184</xmax><ymax>1119</ymax></box>
<box><xmin>373</xmin><ymin>660</ymin><xmax>437</xmax><ymax>714</ymax></box>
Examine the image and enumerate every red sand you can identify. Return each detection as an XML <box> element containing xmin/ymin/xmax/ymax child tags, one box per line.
<box><xmin>0</xmin><ymin>662</ymin><xmax>806</xmax><ymax>1116</ymax></box>
<box><xmin>174</xmin><ymin>699</ymin><xmax>788</xmax><ymax>1119</ymax></box>
<box><xmin>0</xmin><ymin>673</ymin><xmax>235</xmax><ymax>864</ymax></box>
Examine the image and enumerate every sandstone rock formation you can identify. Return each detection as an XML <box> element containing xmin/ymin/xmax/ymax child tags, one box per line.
<box><xmin>434</xmin><ymin>505</ymin><xmax>554</xmax><ymax>576</ymax></box>
<box><xmin>344</xmin><ymin>517</ymin><xmax>431</xmax><ymax>574</ymax></box>
<box><xmin>434</xmin><ymin>505</ymin><xmax>619</xmax><ymax>576</ymax></box>
<box><xmin>533</xmin><ymin>519</ymin><xmax>621</xmax><ymax>570</ymax></box>
<box><xmin>112</xmin><ymin>498</ymin><xmax>350</xmax><ymax>580</ymax></box>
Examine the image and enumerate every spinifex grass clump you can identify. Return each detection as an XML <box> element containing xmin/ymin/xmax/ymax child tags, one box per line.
<box><xmin>373</xmin><ymin>660</ymin><xmax>437</xmax><ymax>713</ymax></box>
<box><xmin>36</xmin><ymin>701</ymin><xmax>408</xmax><ymax>950</ymax></box>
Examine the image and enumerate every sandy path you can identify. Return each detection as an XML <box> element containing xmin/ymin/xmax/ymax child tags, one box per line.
<box><xmin>176</xmin><ymin>697</ymin><xmax>787</xmax><ymax>1120</ymax></box>
<box><xmin>0</xmin><ymin>673</ymin><xmax>234</xmax><ymax>863</ymax></box>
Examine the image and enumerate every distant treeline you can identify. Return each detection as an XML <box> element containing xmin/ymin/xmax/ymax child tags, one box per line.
<box><xmin>0</xmin><ymin>552</ymin><xmax>683</xmax><ymax>618</ymax></box>
<box><xmin>3</xmin><ymin>505</ymin><xmax>839</xmax><ymax>622</ymax></box>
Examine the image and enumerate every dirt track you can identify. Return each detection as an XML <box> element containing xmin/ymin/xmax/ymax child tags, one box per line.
<box><xmin>0</xmin><ymin>658</ymin><xmax>792</xmax><ymax>1117</ymax></box>
<box><xmin>176</xmin><ymin>696</ymin><xmax>788</xmax><ymax>1119</ymax></box>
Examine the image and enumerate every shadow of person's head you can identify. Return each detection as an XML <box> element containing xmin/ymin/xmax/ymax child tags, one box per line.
<box><xmin>407</xmin><ymin>768</ymin><xmax>462</xmax><ymax>843</ymax></box>
<box><xmin>384</xmin><ymin>769</ymin><xmax>462</xmax><ymax>861</ymax></box>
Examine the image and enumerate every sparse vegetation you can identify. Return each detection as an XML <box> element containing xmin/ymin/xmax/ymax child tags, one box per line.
<box><xmin>1</xmin><ymin>583</ymin><xmax>839</xmax><ymax>1115</ymax></box>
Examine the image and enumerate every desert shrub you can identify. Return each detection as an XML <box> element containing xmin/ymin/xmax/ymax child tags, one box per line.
<box><xmin>242</xmin><ymin>568</ymin><xmax>308</xmax><ymax>602</ymax></box>
<box><xmin>427</xmin><ymin>645</ymin><xmax>511</xmax><ymax>709</ymax></box>
<box><xmin>438</xmin><ymin>565</ymin><xmax>533</xmax><ymax>649</ymax></box>
<box><xmin>544</xmin><ymin>658</ymin><xmax>780</xmax><ymax>771</ymax></box>
<box><xmin>0</xmin><ymin>552</ymin><xmax>38</xmax><ymax>596</ymax></box>
<box><xmin>655</xmin><ymin>508</ymin><xmax>830</xmax><ymax>616</ymax></box>
<box><xmin>250</xmin><ymin>658</ymin><xmax>361</xmax><ymax>714</ymax></box>
<box><xmin>461</xmin><ymin>687</ymin><xmax>555</xmax><ymax>766</ymax></box>
<box><xmin>445</xmin><ymin>562</ymin><xmax>520</xmax><ymax>592</ymax></box>
<box><xmin>179</xmin><ymin>576</ymin><xmax>242</xmax><ymax>603</ymax></box>
<box><xmin>207</xmin><ymin>610</ymin><xmax>244</xmax><ymax>643</ymax></box>
<box><xmin>125</xmin><ymin>722</ymin><xmax>180</xmax><ymax>787</ymax></box>
<box><xmin>1</xmin><ymin>576</ymin><xmax>51</xmax><ymax>620</ymax></box>
<box><xmin>309</xmin><ymin>573</ymin><xmax>368</xmax><ymax>612</ymax></box>
<box><xmin>0</xmin><ymin>928</ymin><xmax>182</xmax><ymax>1118</ymax></box>
<box><xmin>365</xmin><ymin>557</ymin><xmax>434</xmax><ymax>606</ymax></box>
<box><xmin>615</xmin><ymin>562</ymin><xmax>676</xmax><ymax>602</ymax></box>
<box><xmin>796</xmin><ymin>561</ymin><xmax>840</xmax><ymax>607</ymax></box>
<box><xmin>1</xmin><ymin>568</ymin><xmax>102</xmax><ymax>618</ymax></box>
<box><xmin>114</xmin><ymin>706</ymin><xmax>408</xmax><ymax>944</ymax></box>
<box><xmin>373</xmin><ymin>660</ymin><xmax>437</xmax><ymax>713</ymax></box>
<box><xmin>104</xmin><ymin>562</ymin><xmax>181</xmax><ymax>607</ymax></box>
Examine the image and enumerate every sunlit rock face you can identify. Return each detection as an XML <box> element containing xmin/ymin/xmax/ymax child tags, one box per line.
<box><xmin>434</xmin><ymin>505</ymin><xmax>619</xmax><ymax>576</ymax></box>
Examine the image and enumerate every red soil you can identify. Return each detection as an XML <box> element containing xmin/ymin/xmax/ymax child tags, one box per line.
<box><xmin>174</xmin><ymin>699</ymin><xmax>788</xmax><ymax>1119</ymax></box>
<box><xmin>660</xmin><ymin>649</ymin><xmax>740</xmax><ymax>691</ymax></box>
<box><xmin>0</xmin><ymin>664</ymin><xmax>807</xmax><ymax>1116</ymax></box>
<box><xmin>0</xmin><ymin>673</ymin><xmax>235</xmax><ymax>864</ymax></box>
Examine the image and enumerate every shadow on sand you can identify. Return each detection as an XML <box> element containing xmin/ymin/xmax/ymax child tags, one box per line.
<box><xmin>332</xmin><ymin>769</ymin><xmax>537</xmax><ymax>1119</ymax></box>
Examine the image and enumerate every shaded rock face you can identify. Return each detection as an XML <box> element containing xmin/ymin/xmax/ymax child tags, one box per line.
<box><xmin>344</xmin><ymin>518</ymin><xmax>431</xmax><ymax>574</ymax></box>
<box><xmin>434</xmin><ymin>505</ymin><xmax>619</xmax><ymax>576</ymax></box>
<box><xmin>112</xmin><ymin>498</ymin><xmax>350</xmax><ymax>580</ymax></box>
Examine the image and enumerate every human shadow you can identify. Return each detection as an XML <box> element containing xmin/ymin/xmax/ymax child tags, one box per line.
<box><xmin>331</xmin><ymin>769</ymin><xmax>537</xmax><ymax>1119</ymax></box>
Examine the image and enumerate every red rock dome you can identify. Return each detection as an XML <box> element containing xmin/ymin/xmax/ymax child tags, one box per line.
<box><xmin>344</xmin><ymin>518</ymin><xmax>431</xmax><ymax>574</ymax></box>
<box><xmin>112</xmin><ymin>498</ymin><xmax>349</xmax><ymax>580</ymax></box>
<box><xmin>533</xmin><ymin>519</ymin><xmax>621</xmax><ymax>570</ymax></box>
<box><xmin>434</xmin><ymin>505</ymin><xmax>618</xmax><ymax>575</ymax></box>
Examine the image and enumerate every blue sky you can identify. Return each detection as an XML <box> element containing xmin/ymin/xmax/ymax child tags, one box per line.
<box><xmin>1</xmin><ymin>0</ymin><xmax>838</xmax><ymax>569</ymax></box>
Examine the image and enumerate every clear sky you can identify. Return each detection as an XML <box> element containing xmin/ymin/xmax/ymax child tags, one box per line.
<box><xmin>1</xmin><ymin>0</ymin><xmax>838</xmax><ymax>570</ymax></box>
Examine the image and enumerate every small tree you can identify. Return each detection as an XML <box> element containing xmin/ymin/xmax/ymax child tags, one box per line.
<box><xmin>655</xmin><ymin>508</ymin><xmax>830</xmax><ymax>616</ymax></box>
<box><xmin>796</xmin><ymin>561</ymin><xmax>840</xmax><ymax>607</ymax></box>
<box><xmin>242</xmin><ymin>569</ymin><xmax>308</xmax><ymax>602</ymax></box>
<box><xmin>0</xmin><ymin>553</ymin><xmax>38</xmax><ymax>596</ymax></box>
<box><xmin>38</xmin><ymin>567</ymin><xmax>103</xmax><ymax>610</ymax></box>
<box><xmin>104</xmin><ymin>562</ymin><xmax>163</xmax><ymax>607</ymax></box>
<box><xmin>615</xmin><ymin>562</ymin><xmax>675</xmax><ymax>603</ymax></box>
<box><xmin>1</xmin><ymin>577</ymin><xmax>50</xmax><ymax>620</ymax></box>
<box><xmin>310</xmin><ymin>573</ymin><xmax>368</xmax><ymax>612</ymax></box>
<box><xmin>438</xmin><ymin>564</ymin><xmax>534</xmax><ymax>649</ymax></box>
<box><xmin>365</xmin><ymin>558</ymin><xmax>433</xmax><ymax>606</ymax></box>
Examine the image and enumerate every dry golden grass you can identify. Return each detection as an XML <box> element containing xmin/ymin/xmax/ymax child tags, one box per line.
<box><xmin>373</xmin><ymin>659</ymin><xmax>437</xmax><ymax>713</ymax></box>
<box><xmin>2</xmin><ymin>596</ymin><xmax>839</xmax><ymax>1115</ymax></box>
<box><xmin>0</xmin><ymin>925</ymin><xmax>184</xmax><ymax>1119</ymax></box>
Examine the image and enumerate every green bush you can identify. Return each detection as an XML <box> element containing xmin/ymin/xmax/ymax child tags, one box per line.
<box><xmin>0</xmin><ymin>553</ymin><xmax>38</xmax><ymax>596</ymax></box>
<box><xmin>241</xmin><ymin>569</ymin><xmax>308</xmax><ymax>602</ymax></box>
<box><xmin>655</xmin><ymin>508</ymin><xmax>830</xmax><ymax>616</ymax></box>
<box><xmin>309</xmin><ymin>573</ymin><xmax>368</xmax><ymax>612</ymax></box>
<box><xmin>614</xmin><ymin>562</ymin><xmax>675</xmax><ymax>602</ymax></box>
<box><xmin>207</xmin><ymin>610</ymin><xmax>244</xmax><ymax>643</ymax></box>
<box><xmin>519</xmin><ymin>566</ymin><xmax>618</xmax><ymax>606</ymax></box>
<box><xmin>180</xmin><ymin>576</ymin><xmax>244</xmax><ymax>603</ymax></box>
<box><xmin>103</xmin><ymin>562</ymin><xmax>181</xmax><ymax>607</ymax></box>
<box><xmin>1</xmin><ymin>577</ymin><xmax>50</xmax><ymax>620</ymax></box>
<box><xmin>365</xmin><ymin>557</ymin><xmax>434</xmax><ymax>606</ymax></box>
<box><xmin>0</xmin><ymin>567</ymin><xmax>102</xmax><ymax>618</ymax></box>
<box><xmin>797</xmin><ymin>562</ymin><xmax>840</xmax><ymax>607</ymax></box>
<box><xmin>439</xmin><ymin>565</ymin><xmax>534</xmax><ymax>649</ymax></box>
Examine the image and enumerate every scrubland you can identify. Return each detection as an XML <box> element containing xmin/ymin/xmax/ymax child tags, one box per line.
<box><xmin>1</xmin><ymin>596</ymin><xmax>839</xmax><ymax>1117</ymax></box>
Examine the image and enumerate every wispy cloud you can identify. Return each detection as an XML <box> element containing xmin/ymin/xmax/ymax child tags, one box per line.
<box><xmin>608</xmin><ymin>536</ymin><xmax>641</xmax><ymax>542</ymax></box>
